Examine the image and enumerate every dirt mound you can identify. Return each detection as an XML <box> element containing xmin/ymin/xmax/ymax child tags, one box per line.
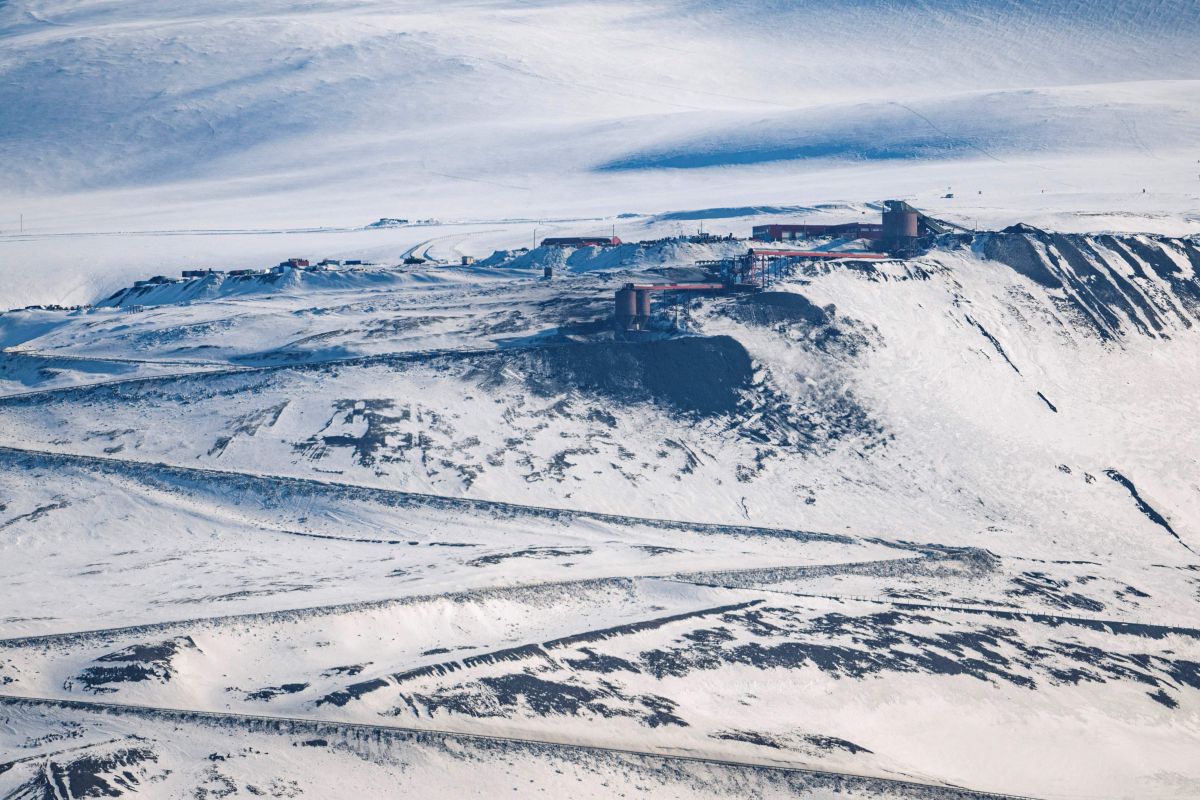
<box><xmin>479</xmin><ymin>336</ymin><xmax>754</xmax><ymax>416</ymax></box>
<box><xmin>735</xmin><ymin>291</ymin><xmax>832</xmax><ymax>326</ymax></box>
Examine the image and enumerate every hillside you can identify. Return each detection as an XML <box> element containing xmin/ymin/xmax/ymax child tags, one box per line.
<box><xmin>2</xmin><ymin>2</ymin><xmax>1199</xmax><ymax>797</ymax></box>
<box><xmin>2</xmin><ymin>226</ymin><xmax>1198</xmax><ymax>798</ymax></box>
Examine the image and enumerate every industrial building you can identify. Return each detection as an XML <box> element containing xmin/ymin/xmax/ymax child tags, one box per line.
<box><xmin>541</xmin><ymin>236</ymin><xmax>622</xmax><ymax>248</ymax></box>
<box><xmin>752</xmin><ymin>202</ymin><xmax>946</xmax><ymax>249</ymax></box>
<box><xmin>614</xmin><ymin>247</ymin><xmax>896</xmax><ymax>332</ymax></box>
<box><xmin>615</xmin><ymin>282</ymin><xmax>725</xmax><ymax>332</ymax></box>
<box><xmin>616</xmin><ymin>203</ymin><xmax>950</xmax><ymax>332</ymax></box>
<box><xmin>752</xmin><ymin>222</ymin><xmax>883</xmax><ymax>242</ymax></box>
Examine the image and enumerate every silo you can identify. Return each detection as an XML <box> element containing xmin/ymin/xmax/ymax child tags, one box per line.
<box><xmin>882</xmin><ymin>207</ymin><xmax>919</xmax><ymax>239</ymax></box>
<box><xmin>615</xmin><ymin>287</ymin><xmax>637</xmax><ymax>330</ymax></box>
<box><xmin>635</xmin><ymin>289</ymin><xmax>652</xmax><ymax>329</ymax></box>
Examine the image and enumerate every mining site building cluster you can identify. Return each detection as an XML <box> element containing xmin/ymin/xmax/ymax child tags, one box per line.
<box><xmin>752</xmin><ymin>222</ymin><xmax>884</xmax><ymax>242</ymax></box>
<box><xmin>614</xmin><ymin>201</ymin><xmax>944</xmax><ymax>332</ymax></box>
<box><xmin>752</xmin><ymin>202</ymin><xmax>926</xmax><ymax>248</ymax></box>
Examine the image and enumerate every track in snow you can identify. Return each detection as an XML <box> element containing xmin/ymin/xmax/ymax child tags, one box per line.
<box><xmin>0</xmin><ymin>694</ymin><xmax>1043</xmax><ymax>800</ymax></box>
<box><xmin>0</xmin><ymin>445</ymin><xmax>864</xmax><ymax>546</ymax></box>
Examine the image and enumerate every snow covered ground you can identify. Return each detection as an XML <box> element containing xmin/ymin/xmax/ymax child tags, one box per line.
<box><xmin>3</xmin><ymin>221</ymin><xmax>1200</xmax><ymax>797</ymax></box>
<box><xmin>3</xmin><ymin>1</ymin><xmax>1200</xmax><ymax>797</ymax></box>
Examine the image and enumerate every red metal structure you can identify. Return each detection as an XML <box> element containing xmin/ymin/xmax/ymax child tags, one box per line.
<box><xmin>615</xmin><ymin>283</ymin><xmax>725</xmax><ymax>331</ymax></box>
<box><xmin>731</xmin><ymin>248</ymin><xmax>888</xmax><ymax>288</ymax></box>
<box><xmin>614</xmin><ymin>250</ymin><xmax>893</xmax><ymax>329</ymax></box>
<box><xmin>747</xmin><ymin>250</ymin><xmax>888</xmax><ymax>260</ymax></box>
<box><xmin>625</xmin><ymin>283</ymin><xmax>727</xmax><ymax>291</ymax></box>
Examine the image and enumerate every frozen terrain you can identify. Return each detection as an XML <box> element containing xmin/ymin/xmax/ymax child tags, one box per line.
<box><xmin>4</xmin><ymin>0</ymin><xmax>1200</xmax><ymax>797</ymax></box>
<box><xmin>2</xmin><ymin>220</ymin><xmax>1200</xmax><ymax>798</ymax></box>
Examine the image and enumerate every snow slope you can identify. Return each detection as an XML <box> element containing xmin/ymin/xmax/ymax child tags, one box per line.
<box><xmin>3</xmin><ymin>1</ymin><xmax>1200</xmax><ymax>795</ymax></box>
<box><xmin>2</xmin><ymin>225</ymin><xmax>1199</xmax><ymax>798</ymax></box>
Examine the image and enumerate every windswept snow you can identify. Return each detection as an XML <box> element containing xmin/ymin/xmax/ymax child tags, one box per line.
<box><xmin>3</xmin><ymin>220</ymin><xmax>1200</xmax><ymax>797</ymax></box>
<box><xmin>3</xmin><ymin>1</ymin><xmax>1200</xmax><ymax>797</ymax></box>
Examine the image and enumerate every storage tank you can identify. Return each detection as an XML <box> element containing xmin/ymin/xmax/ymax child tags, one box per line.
<box><xmin>615</xmin><ymin>287</ymin><xmax>638</xmax><ymax>330</ymax></box>
<box><xmin>635</xmin><ymin>289</ymin><xmax>652</xmax><ymax>328</ymax></box>
<box><xmin>882</xmin><ymin>207</ymin><xmax>919</xmax><ymax>239</ymax></box>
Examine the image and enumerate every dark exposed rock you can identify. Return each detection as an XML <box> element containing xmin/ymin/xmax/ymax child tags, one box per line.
<box><xmin>315</xmin><ymin>678</ymin><xmax>389</xmax><ymax>707</ymax></box>
<box><xmin>805</xmin><ymin>734</ymin><xmax>873</xmax><ymax>754</ymax></box>
<box><xmin>976</xmin><ymin>229</ymin><xmax>1200</xmax><ymax>340</ymax></box>
<box><xmin>10</xmin><ymin>746</ymin><xmax>157</xmax><ymax>798</ymax></box>
<box><xmin>245</xmin><ymin>682</ymin><xmax>309</xmax><ymax>702</ymax></box>
<box><xmin>1104</xmin><ymin>469</ymin><xmax>1193</xmax><ymax>555</ymax></box>
<box><xmin>475</xmin><ymin>336</ymin><xmax>755</xmax><ymax>417</ymax></box>
<box><xmin>467</xmin><ymin>546</ymin><xmax>592</xmax><ymax>568</ymax></box>
<box><xmin>68</xmin><ymin>637</ymin><xmax>199</xmax><ymax>693</ymax></box>
<box><xmin>397</xmin><ymin>673</ymin><xmax>688</xmax><ymax>728</ymax></box>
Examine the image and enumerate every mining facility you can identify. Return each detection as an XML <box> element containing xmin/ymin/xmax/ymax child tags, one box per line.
<box><xmin>615</xmin><ymin>201</ymin><xmax>949</xmax><ymax>332</ymax></box>
<box><xmin>751</xmin><ymin>201</ymin><xmax>951</xmax><ymax>248</ymax></box>
<box><xmin>614</xmin><ymin>282</ymin><xmax>726</xmax><ymax>332</ymax></box>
